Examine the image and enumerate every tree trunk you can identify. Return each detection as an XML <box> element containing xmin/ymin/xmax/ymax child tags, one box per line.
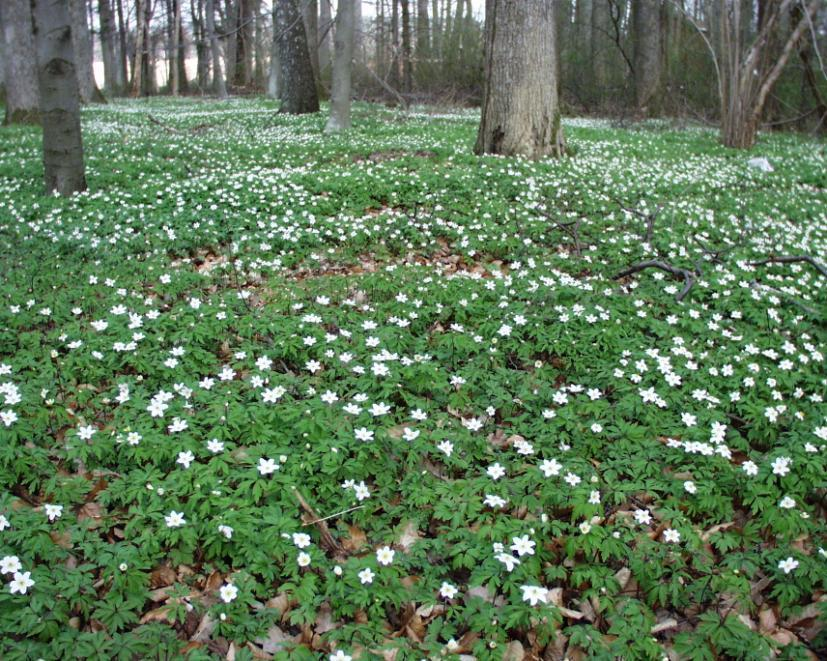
<box><xmin>236</xmin><ymin>0</ymin><xmax>253</xmax><ymax>86</ymax></box>
<box><xmin>475</xmin><ymin>0</ymin><xmax>565</xmax><ymax>159</ymax></box>
<box><xmin>192</xmin><ymin>0</ymin><xmax>209</xmax><ymax>91</ymax></box>
<box><xmin>253</xmin><ymin>0</ymin><xmax>264</xmax><ymax>88</ymax></box>
<box><xmin>171</xmin><ymin>0</ymin><xmax>181</xmax><ymax>94</ymax></box>
<box><xmin>590</xmin><ymin>0</ymin><xmax>610</xmax><ymax>102</ymax></box>
<box><xmin>115</xmin><ymin>0</ymin><xmax>129</xmax><ymax>87</ymax></box>
<box><xmin>633</xmin><ymin>0</ymin><xmax>662</xmax><ymax>115</ymax></box>
<box><xmin>0</xmin><ymin>0</ymin><xmax>40</xmax><ymax>124</ymax></box>
<box><xmin>130</xmin><ymin>0</ymin><xmax>145</xmax><ymax>96</ymax></box>
<box><xmin>302</xmin><ymin>0</ymin><xmax>320</xmax><ymax>83</ymax></box>
<box><xmin>70</xmin><ymin>0</ymin><xmax>105</xmax><ymax>103</ymax></box>
<box><xmin>416</xmin><ymin>0</ymin><xmax>429</xmax><ymax>58</ymax></box>
<box><xmin>319</xmin><ymin>0</ymin><xmax>333</xmax><ymax>80</ymax></box>
<box><xmin>178</xmin><ymin>5</ymin><xmax>189</xmax><ymax>92</ymax></box>
<box><xmin>206</xmin><ymin>0</ymin><xmax>228</xmax><ymax>97</ymax></box>
<box><xmin>401</xmin><ymin>0</ymin><xmax>412</xmax><ymax>92</ymax></box>
<box><xmin>98</xmin><ymin>0</ymin><xmax>119</xmax><ymax>92</ymax></box>
<box><xmin>390</xmin><ymin>0</ymin><xmax>400</xmax><ymax>88</ymax></box>
<box><xmin>32</xmin><ymin>0</ymin><xmax>87</xmax><ymax>195</ymax></box>
<box><xmin>276</xmin><ymin>0</ymin><xmax>319</xmax><ymax>113</ymax></box>
<box><xmin>325</xmin><ymin>0</ymin><xmax>354</xmax><ymax>132</ymax></box>
<box><xmin>267</xmin><ymin>9</ymin><xmax>280</xmax><ymax>98</ymax></box>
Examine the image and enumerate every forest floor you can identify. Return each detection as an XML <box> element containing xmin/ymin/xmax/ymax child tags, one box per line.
<box><xmin>0</xmin><ymin>98</ymin><xmax>825</xmax><ymax>660</ymax></box>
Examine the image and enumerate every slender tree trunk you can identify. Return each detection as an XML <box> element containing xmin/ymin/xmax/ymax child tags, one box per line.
<box><xmin>401</xmin><ymin>0</ymin><xmax>412</xmax><ymax>92</ymax></box>
<box><xmin>276</xmin><ymin>0</ymin><xmax>319</xmax><ymax>113</ymax></box>
<box><xmin>116</xmin><ymin>0</ymin><xmax>129</xmax><ymax>87</ymax></box>
<box><xmin>32</xmin><ymin>0</ymin><xmax>87</xmax><ymax>195</ymax></box>
<box><xmin>171</xmin><ymin>0</ymin><xmax>182</xmax><ymax>94</ymax></box>
<box><xmin>377</xmin><ymin>0</ymin><xmax>386</xmax><ymax>76</ymax></box>
<box><xmin>302</xmin><ymin>0</ymin><xmax>320</xmax><ymax>82</ymax></box>
<box><xmin>130</xmin><ymin>0</ymin><xmax>145</xmax><ymax>96</ymax></box>
<box><xmin>98</xmin><ymin>0</ymin><xmax>119</xmax><ymax>92</ymax></box>
<box><xmin>70</xmin><ymin>0</ymin><xmax>105</xmax><ymax>103</ymax></box>
<box><xmin>354</xmin><ymin>0</ymin><xmax>362</xmax><ymax>54</ymax></box>
<box><xmin>416</xmin><ymin>0</ymin><xmax>429</xmax><ymax>57</ymax></box>
<box><xmin>325</xmin><ymin>0</ymin><xmax>354</xmax><ymax>132</ymax></box>
<box><xmin>192</xmin><ymin>0</ymin><xmax>209</xmax><ymax>91</ymax></box>
<box><xmin>633</xmin><ymin>0</ymin><xmax>662</xmax><ymax>115</ymax></box>
<box><xmin>253</xmin><ymin>0</ymin><xmax>264</xmax><ymax>88</ymax></box>
<box><xmin>475</xmin><ymin>0</ymin><xmax>565</xmax><ymax>159</ymax></box>
<box><xmin>0</xmin><ymin>0</ymin><xmax>40</xmax><ymax>124</ymax></box>
<box><xmin>142</xmin><ymin>0</ymin><xmax>156</xmax><ymax>94</ymax></box>
<box><xmin>390</xmin><ymin>0</ymin><xmax>400</xmax><ymax>87</ymax></box>
<box><xmin>591</xmin><ymin>0</ymin><xmax>610</xmax><ymax>103</ymax></box>
<box><xmin>267</xmin><ymin>7</ymin><xmax>280</xmax><ymax>98</ymax></box>
<box><xmin>236</xmin><ymin>0</ymin><xmax>253</xmax><ymax>86</ymax></box>
<box><xmin>178</xmin><ymin>6</ymin><xmax>189</xmax><ymax>92</ymax></box>
<box><xmin>207</xmin><ymin>0</ymin><xmax>228</xmax><ymax>97</ymax></box>
<box><xmin>319</xmin><ymin>0</ymin><xmax>333</xmax><ymax>80</ymax></box>
<box><xmin>224</xmin><ymin>0</ymin><xmax>238</xmax><ymax>87</ymax></box>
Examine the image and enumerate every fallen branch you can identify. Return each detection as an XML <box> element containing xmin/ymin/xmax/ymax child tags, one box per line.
<box><xmin>613</xmin><ymin>260</ymin><xmax>697</xmax><ymax>302</ymax></box>
<box><xmin>750</xmin><ymin>254</ymin><xmax>827</xmax><ymax>278</ymax></box>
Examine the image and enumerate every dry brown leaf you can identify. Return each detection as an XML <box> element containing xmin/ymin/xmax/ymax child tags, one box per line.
<box><xmin>651</xmin><ymin>618</ymin><xmax>678</xmax><ymax>634</ymax></box>
<box><xmin>140</xmin><ymin>605</ymin><xmax>173</xmax><ymax>624</ymax></box>
<box><xmin>314</xmin><ymin>601</ymin><xmax>337</xmax><ymax>635</ymax></box>
<box><xmin>245</xmin><ymin>642</ymin><xmax>273</xmax><ymax>660</ymax></box>
<box><xmin>77</xmin><ymin>501</ymin><xmax>103</xmax><ymax>528</ymax></box>
<box><xmin>255</xmin><ymin>625</ymin><xmax>299</xmax><ymax>654</ymax></box>
<box><xmin>503</xmin><ymin>640</ymin><xmax>525</xmax><ymax>661</ymax></box>
<box><xmin>204</xmin><ymin>570</ymin><xmax>224</xmax><ymax>593</ymax></box>
<box><xmin>396</xmin><ymin>521</ymin><xmax>421</xmax><ymax>552</ymax></box>
<box><xmin>150</xmin><ymin>565</ymin><xmax>178</xmax><ymax>589</ymax></box>
<box><xmin>191</xmin><ymin>612</ymin><xmax>217</xmax><ymax>643</ymax></box>
<box><xmin>700</xmin><ymin>521</ymin><xmax>735</xmax><ymax>542</ymax></box>
<box><xmin>758</xmin><ymin>607</ymin><xmax>777</xmax><ymax>633</ymax></box>
<box><xmin>342</xmin><ymin>525</ymin><xmax>367</xmax><ymax>553</ymax></box>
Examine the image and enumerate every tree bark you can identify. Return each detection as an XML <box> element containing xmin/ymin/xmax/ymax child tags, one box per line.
<box><xmin>416</xmin><ymin>0</ymin><xmax>430</xmax><ymax>58</ymax></box>
<box><xmin>475</xmin><ymin>0</ymin><xmax>565</xmax><ymax>159</ymax></box>
<box><xmin>206</xmin><ymin>0</ymin><xmax>228</xmax><ymax>97</ymax></box>
<box><xmin>98</xmin><ymin>0</ymin><xmax>119</xmax><ymax>92</ymax></box>
<box><xmin>191</xmin><ymin>0</ymin><xmax>210</xmax><ymax>91</ymax></box>
<box><xmin>590</xmin><ymin>0</ymin><xmax>610</xmax><ymax>100</ymax></box>
<box><xmin>302</xmin><ymin>0</ymin><xmax>320</xmax><ymax>83</ymax></box>
<box><xmin>276</xmin><ymin>0</ymin><xmax>319</xmax><ymax>113</ymax></box>
<box><xmin>130</xmin><ymin>0</ymin><xmax>145</xmax><ymax>96</ymax></box>
<box><xmin>401</xmin><ymin>0</ymin><xmax>412</xmax><ymax>92</ymax></box>
<box><xmin>325</xmin><ymin>0</ymin><xmax>354</xmax><ymax>132</ymax></box>
<box><xmin>319</xmin><ymin>0</ymin><xmax>333</xmax><ymax>79</ymax></box>
<box><xmin>171</xmin><ymin>0</ymin><xmax>182</xmax><ymax>94</ymax></box>
<box><xmin>0</xmin><ymin>0</ymin><xmax>40</xmax><ymax>124</ymax></box>
<box><xmin>115</xmin><ymin>0</ymin><xmax>129</xmax><ymax>88</ymax></box>
<box><xmin>32</xmin><ymin>0</ymin><xmax>87</xmax><ymax>195</ymax></box>
<box><xmin>633</xmin><ymin>0</ymin><xmax>662</xmax><ymax>115</ymax></box>
<box><xmin>235</xmin><ymin>0</ymin><xmax>253</xmax><ymax>86</ymax></box>
<box><xmin>69</xmin><ymin>0</ymin><xmax>105</xmax><ymax>103</ymax></box>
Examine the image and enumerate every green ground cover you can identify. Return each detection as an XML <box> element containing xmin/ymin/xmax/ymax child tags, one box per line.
<box><xmin>0</xmin><ymin>98</ymin><xmax>825</xmax><ymax>660</ymax></box>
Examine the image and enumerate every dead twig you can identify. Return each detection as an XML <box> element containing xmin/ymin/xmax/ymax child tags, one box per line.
<box><xmin>291</xmin><ymin>486</ymin><xmax>343</xmax><ymax>555</ymax></box>
<box><xmin>613</xmin><ymin>260</ymin><xmax>697</xmax><ymax>302</ymax></box>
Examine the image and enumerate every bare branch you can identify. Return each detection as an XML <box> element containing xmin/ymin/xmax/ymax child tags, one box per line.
<box><xmin>613</xmin><ymin>260</ymin><xmax>697</xmax><ymax>302</ymax></box>
<box><xmin>750</xmin><ymin>255</ymin><xmax>827</xmax><ymax>278</ymax></box>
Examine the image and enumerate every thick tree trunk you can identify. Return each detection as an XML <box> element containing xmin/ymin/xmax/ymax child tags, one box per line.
<box><xmin>325</xmin><ymin>0</ymin><xmax>354</xmax><ymax>132</ymax></box>
<box><xmin>98</xmin><ymin>0</ymin><xmax>119</xmax><ymax>92</ymax></box>
<box><xmin>32</xmin><ymin>0</ymin><xmax>87</xmax><ymax>195</ymax></box>
<box><xmin>319</xmin><ymin>0</ymin><xmax>333</xmax><ymax>80</ymax></box>
<box><xmin>276</xmin><ymin>0</ymin><xmax>319</xmax><ymax>113</ymax></box>
<box><xmin>475</xmin><ymin>0</ymin><xmax>565</xmax><ymax>159</ymax></box>
<box><xmin>633</xmin><ymin>0</ymin><xmax>662</xmax><ymax>115</ymax></box>
<box><xmin>206</xmin><ymin>0</ymin><xmax>228</xmax><ymax>97</ymax></box>
<box><xmin>0</xmin><ymin>0</ymin><xmax>40</xmax><ymax>124</ymax></box>
<box><xmin>253</xmin><ymin>0</ymin><xmax>264</xmax><ymax>88</ymax></box>
<box><xmin>401</xmin><ymin>0</ymin><xmax>412</xmax><ymax>92</ymax></box>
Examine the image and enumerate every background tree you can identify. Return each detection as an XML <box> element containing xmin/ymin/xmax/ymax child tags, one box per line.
<box><xmin>275</xmin><ymin>0</ymin><xmax>319</xmax><ymax>114</ymax></box>
<box><xmin>326</xmin><ymin>0</ymin><xmax>355</xmax><ymax>132</ymax></box>
<box><xmin>98</xmin><ymin>0</ymin><xmax>119</xmax><ymax>92</ymax></box>
<box><xmin>633</xmin><ymin>0</ymin><xmax>662</xmax><ymax>116</ymax></box>
<box><xmin>475</xmin><ymin>0</ymin><xmax>565</xmax><ymax>159</ymax></box>
<box><xmin>70</xmin><ymin>0</ymin><xmax>106</xmax><ymax>103</ymax></box>
<box><xmin>1</xmin><ymin>0</ymin><xmax>40</xmax><ymax>124</ymax></box>
<box><xmin>32</xmin><ymin>0</ymin><xmax>87</xmax><ymax>195</ymax></box>
<box><xmin>206</xmin><ymin>0</ymin><xmax>228</xmax><ymax>97</ymax></box>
